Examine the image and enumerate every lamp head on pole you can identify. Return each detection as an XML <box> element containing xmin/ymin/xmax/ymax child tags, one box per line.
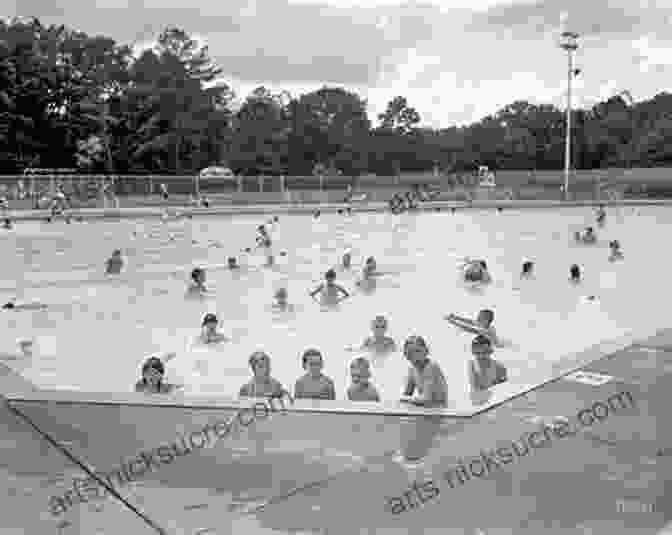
<box><xmin>560</xmin><ymin>31</ymin><xmax>579</xmax><ymax>51</ymax></box>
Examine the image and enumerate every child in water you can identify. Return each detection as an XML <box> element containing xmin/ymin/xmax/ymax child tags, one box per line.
<box><xmin>608</xmin><ymin>240</ymin><xmax>623</xmax><ymax>262</ymax></box>
<box><xmin>239</xmin><ymin>351</ymin><xmax>287</xmax><ymax>398</ymax></box>
<box><xmin>105</xmin><ymin>249</ymin><xmax>124</xmax><ymax>275</ymax></box>
<box><xmin>463</xmin><ymin>259</ymin><xmax>491</xmax><ymax>284</ymax></box>
<box><xmin>227</xmin><ymin>256</ymin><xmax>240</xmax><ymax>270</ymax></box>
<box><xmin>468</xmin><ymin>335</ymin><xmax>507</xmax><ymax>392</ymax></box>
<box><xmin>445</xmin><ymin>309</ymin><xmax>501</xmax><ymax>347</ymax></box>
<box><xmin>2</xmin><ymin>218</ymin><xmax>12</xmax><ymax>230</ymax></box>
<box><xmin>271</xmin><ymin>288</ymin><xmax>294</xmax><ymax>312</ymax></box>
<box><xmin>294</xmin><ymin>348</ymin><xmax>336</xmax><ymax>400</ymax></box>
<box><xmin>570</xmin><ymin>264</ymin><xmax>581</xmax><ymax>283</ymax></box>
<box><xmin>521</xmin><ymin>261</ymin><xmax>534</xmax><ymax>278</ymax></box>
<box><xmin>309</xmin><ymin>269</ymin><xmax>350</xmax><ymax>305</ymax></box>
<box><xmin>361</xmin><ymin>315</ymin><xmax>397</xmax><ymax>353</ymax></box>
<box><xmin>256</xmin><ymin>225</ymin><xmax>274</xmax><ymax>266</ymax></box>
<box><xmin>596</xmin><ymin>206</ymin><xmax>606</xmax><ymax>227</ymax></box>
<box><xmin>135</xmin><ymin>355</ymin><xmax>181</xmax><ymax>394</ymax></box>
<box><xmin>347</xmin><ymin>357</ymin><xmax>380</xmax><ymax>402</ymax></box>
<box><xmin>400</xmin><ymin>336</ymin><xmax>448</xmax><ymax>407</ymax></box>
<box><xmin>187</xmin><ymin>267</ymin><xmax>207</xmax><ymax>295</ymax></box>
<box><xmin>198</xmin><ymin>313</ymin><xmax>229</xmax><ymax>344</ymax></box>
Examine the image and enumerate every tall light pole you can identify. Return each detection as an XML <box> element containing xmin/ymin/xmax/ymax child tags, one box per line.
<box><xmin>560</xmin><ymin>31</ymin><xmax>579</xmax><ymax>200</ymax></box>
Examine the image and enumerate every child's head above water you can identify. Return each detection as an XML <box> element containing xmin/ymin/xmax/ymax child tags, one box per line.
<box><xmin>471</xmin><ymin>335</ymin><xmax>493</xmax><ymax>358</ymax></box>
<box><xmin>325</xmin><ymin>269</ymin><xmax>337</xmax><ymax>282</ymax></box>
<box><xmin>191</xmin><ymin>267</ymin><xmax>205</xmax><ymax>283</ymax></box>
<box><xmin>274</xmin><ymin>287</ymin><xmax>288</xmax><ymax>302</ymax></box>
<box><xmin>248</xmin><ymin>351</ymin><xmax>271</xmax><ymax>376</ymax></box>
<box><xmin>522</xmin><ymin>261</ymin><xmax>534</xmax><ymax>275</ymax></box>
<box><xmin>302</xmin><ymin>348</ymin><xmax>323</xmax><ymax>375</ymax></box>
<box><xmin>350</xmin><ymin>356</ymin><xmax>371</xmax><ymax>385</ymax></box>
<box><xmin>202</xmin><ymin>313</ymin><xmax>218</xmax><ymax>328</ymax></box>
<box><xmin>227</xmin><ymin>257</ymin><xmax>238</xmax><ymax>268</ymax></box>
<box><xmin>570</xmin><ymin>264</ymin><xmax>581</xmax><ymax>280</ymax></box>
<box><xmin>141</xmin><ymin>356</ymin><xmax>165</xmax><ymax>386</ymax></box>
<box><xmin>476</xmin><ymin>309</ymin><xmax>494</xmax><ymax>328</ymax></box>
<box><xmin>403</xmin><ymin>335</ymin><xmax>429</xmax><ymax>364</ymax></box>
<box><xmin>371</xmin><ymin>315</ymin><xmax>388</xmax><ymax>333</ymax></box>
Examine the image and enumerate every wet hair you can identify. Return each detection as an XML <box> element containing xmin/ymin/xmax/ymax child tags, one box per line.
<box><xmin>249</xmin><ymin>351</ymin><xmax>270</xmax><ymax>371</ymax></box>
<box><xmin>479</xmin><ymin>260</ymin><xmax>487</xmax><ymax>270</ymax></box>
<box><xmin>372</xmin><ymin>315</ymin><xmax>388</xmax><ymax>328</ymax></box>
<box><xmin>227</xmin><ymin>256</ymin><xmax>237</xmax><ymax>265</ymax></box>
<box><xmin>325</xmin><ymin>269</ymin><xmax>336</xmax><ymax>280</ymax></box>
<box><xmin>191</xmin><ymin>267</ymin><xmax>204</xmax><ymax>282</ymax></box>
<box><xmin>570</xmin><ymin>264</ymin><xmax>581</xmax><ymax>280</ymax></box>
<box><xmin>202</xmin><ymin>313</ymin><xmax>218</xmax><ymax>326</ymax></box>
<box><xmin>522</xmin><ymin>261</ymin><xmax>533</xmax><ymax>274</ymax></box>
<box><xmin>403</xmin><ymin>335</ymin><xmax>429</xmax><ymax>356</ymax></box>
<box><xmin>141</xmin><ymin>357</ymin><xmax>165</xmax><ymax>385</ymax></box>
<box><xmin>478</xmin><ymin>309</ymin><xmax>495</xmax><ymax>325</ymax></box>
<box><xmin>302</xmin><ymin>348</ymin><xmax>323</xmax><ymax>367</ymax></box>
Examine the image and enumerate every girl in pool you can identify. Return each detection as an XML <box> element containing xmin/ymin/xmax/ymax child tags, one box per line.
<box><xmin>309</xmin><ymin>269</ymin><xmax>350</xmax><ymax>305</ymax></box>
<box><xmin>198</xmin><ymin>313</ymin><xmax>229</xmax><ymax>344</ymax></box>
<box><xmin>135</xmin><ymin>355</ymin><xmax>182</xmax><ymax>394</ymax></box>
<box><xmin>347</xmin><ymin>357</ymin><xmax>380</xmax><ymax>402</ymax></box>
<box><xmin>468</xmin><ymin>335</ymin><xmax>507</xmax><ymax>392</ymax></box>
<box><xmin>400</xmin><ymin>336</ymin><xmax>448</xmax><ymax>407</ymax></box>
<box><xmin>187</xmin><ymin>267</ymin><xmax>208</xmax><ymax>295</ymax></box>
<box><xmin>105</xmin><ymin>249</ymin><xmax>124</xmax><ymax>275</ymax></box>
<box><xmin>239</xmin><ymin>351</ymin><xmax>287</xmax><ymax>398</ymax></box>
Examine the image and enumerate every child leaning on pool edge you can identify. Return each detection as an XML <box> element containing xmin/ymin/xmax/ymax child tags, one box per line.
<box><xmin>347</xmin><ymin>356</ymin><xmax>380</xmax><ymax>402</ymax></box>
<box><xmin>400</xmin><ymin>336</ymin><xmax>448</xmax><ymax>407</ymax></box>
<box><xmin>294</xmin><ymin>348</ymin><xmax>336</xmax><ymax>400</ymax></box>
<box><xmin>239</xmin><ymin>351</ymin><xmax>287</xmax><ymax>398</ymax></box>
<box><xmin>468</xmin><ymin>335</ymin><xmax>507</xmax><ymax>392</ymax></box>
<box><xmin>135</xmin><ymin>354</ymin><xmax>182</xmax><ymax>394</ymax></box>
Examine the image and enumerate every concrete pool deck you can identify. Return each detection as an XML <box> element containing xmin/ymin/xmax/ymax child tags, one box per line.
<box><xmin>4</xmin><ymin>197</ymin><xmax>672</xmax><ymax>220</ymax></box>
<box><xmin>0</xmin><ymin>326</ymin><xmax>671</xmax><ymax>534</ymax></box>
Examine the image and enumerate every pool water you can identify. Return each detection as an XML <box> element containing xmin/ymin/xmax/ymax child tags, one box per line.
<box><xmin>1</xmin><ymin>206</ymin><xmax>668</xmax><ymax>405</ymax></box>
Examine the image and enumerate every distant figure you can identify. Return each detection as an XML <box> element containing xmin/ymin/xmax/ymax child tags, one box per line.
<box><xmin>341</xmin><ymin>250</ymin><xmax>352</xmax><ymax>269</ymax></box>
<box><xmin>271</xmin><ymin>287</ymin><xmax>294</xmax><ymax>312</ymax></box>
<box><xmin>347</xmin><ymin>357</ymin><xmax>381</xmax><ymax>402</ymax></box>
<box><xmin>105</xmin><ymin>249</ymin><xmax>124</xmax><ymax>275</ymax></box>
<box><xmin>198</xmin><ymin>313</ymin><xmax>229</xmax><ymax>345</ymax></box>
<box><xmin>239</xmin><ymin>351</ymin><xmax>287</xmax><ymax>398</ymax></box>
<box><xmin>187</xmin><ymin>267</ymin><xmax>208</xmax><ymax>295</ymax></box>
<box><xmin>575</xmin><ymin>227</ymin><xmax>597</xmax><ymax>244</ymax></box>
<box><xmin>400</xmin><ymin>336</ymin><xmax>447</xmax><ymax>407</ymax></box>
<box><xmin>227</xmin><ymin>256</ymin><xmax>240</xmax><ymax>270</ymax></box>
<box><xmin>445</xmin><ymin>309</ymin><xmax>501</xmax><ymax>347</ymax></box>
<box><xmin>309</xmin><ymin>269</ymin><xmax>350</xmax><ymax>305</ymax></box>
<box><xmin>468</xmin><ymin>335</ymin><xmax>507</xmax><ymax>392</ymax></box>
<box><xmin>462</xmin><ymin>259</ymin><xmax>491</xmax><ymax>284</ymax></box>
<box><xmin>596</xmin><ymin>206</ymin><xmax>606</xmax><ymax>227</ymax></box>
<box><xmin>608</xmin><ymin>240</ymin><xmax>624</xmax><ymax>262</ymax></box>
<box><xmin>294</xmin><ymin>348</ymin><xmax>336</xmax><ymax>400</ymax></box>
<box><xmin>360</xmin><ymin>315</ymin><xmax>397</xmax><ymax>354</ymax></box>
<box><xmin>521</xmin><ymin>261</ymin><xmax>534</xmax><ymax>278</ymax></box>
<box><xmin>160</xmin><ymin>183</ymin><xmax>169</xmax><ymax>201</ymax></box>
<box><xmin>2</xmin><ymin>218</ymin><xmax>12</xmax><ymax>230</ymax></box>
<box><xmin>570</xmin><ymin>264</ymin><xmax>581</xmax><ymax>283</ymax></box>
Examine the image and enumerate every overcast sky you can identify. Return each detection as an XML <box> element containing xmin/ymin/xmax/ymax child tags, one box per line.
<box><xmin>7</xmin><ymin>0</ymin><xmax>672</xmax><ymax>128</ymax></box>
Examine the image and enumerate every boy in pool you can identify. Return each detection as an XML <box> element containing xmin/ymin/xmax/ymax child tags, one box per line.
<box><xmin>445</xmin><ymin>309</ymin><xmax>501</xmax><ymax>347</ymax></box>
<box><xmin>608</xmin><ymin>240</ymin><xmax>623</xmax><ymax>262</ymax></box>
<box><xmin>347</xmin><ymin>357</ymin><xmax>380</xmax><ymax>402</ymax></box>
<box><xmin>468</xmin><ymin>335</ymin><xmax>507</xmax><ymax>391</ymax></box>
<box><xmin>198</xmin><ymin>313</ymin><xmax>229</xmax><ymax>344</ymax></box>
<box><xmin>105</xmin><ymin>249</ymin><xmax>124</xmax><ymax>275</ymax></box>
<box><xmin>521</xmin><ymin>261</ymin><xmax>534</xmax><ymax>278</ymax></box>
<box><xmin>135</xmin><ymin>355</ymin><xmax>181</xmax><ymax>394</ymax></box>
<box><xmin>294</xmin><ymin>348</ymin><xmax>336</xmax><ymax>400</ymax></box>
<box><xmin>400</xmin><ymin>336</ymin><xmax>447</xmax><ymax>407</ymax></box>
<box><xmin>187</xmin><ymin>267</ymin><xmax>208</xmax><ymax>295</ymax></box>
<box><xmin>239</xmin><ymin>351</ymin><xmax>287</xmax><ymax>398</ymax></box>
<box><xmin>309</xmin><ymin>269</ymin><xmax>350</xmax><ymax>305</ymax></box>
<box><xmin>462</xmin><ymin>259</ymin><xmax>491</xmax><ymax>284</ymax></box>
<box><xmin>570</xmin><ymin>264</ymin><xmax>581</xmax><ymax>283</ymax></box>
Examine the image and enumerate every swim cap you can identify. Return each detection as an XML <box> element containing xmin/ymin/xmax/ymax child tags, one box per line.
<box><xmin>202</xmin><ymin>313</ymin><xmax>218</xmax><ymax>326</ymax></box>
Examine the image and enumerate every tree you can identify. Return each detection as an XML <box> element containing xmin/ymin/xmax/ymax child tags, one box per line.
<box><xmin>377</xmin><ymin>96</ymin><xmax>420</xmax><ymax>135</ymax></box>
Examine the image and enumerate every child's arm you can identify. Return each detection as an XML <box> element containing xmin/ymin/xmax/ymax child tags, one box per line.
<box><xmin>309</xmin><ymin>284</ymin><xmax>323</xmax><ymax>298</ymax></box>
<box><xmin>468</xmin><ymin>361</ymin><xmax>480</xmax><ymax>391</ymax></box>
<box><xmin>401</xmin><ymin>372</ymin><xmax>415</xmax><ymax>398</ymax></box>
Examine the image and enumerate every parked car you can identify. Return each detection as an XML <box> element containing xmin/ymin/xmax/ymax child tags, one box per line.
<box><xmin>198</xmin><ymin>166</ymin><xmax>235</xmax><ymax>178</ymax></box>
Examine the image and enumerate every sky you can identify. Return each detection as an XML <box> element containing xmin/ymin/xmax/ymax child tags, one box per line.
<box><xmin>6</xmin><ymin>0</ymin><xmax>672</xmax><ymax>128</ymax></box>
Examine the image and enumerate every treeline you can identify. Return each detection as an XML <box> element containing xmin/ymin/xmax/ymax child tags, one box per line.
<box><xmin>2</xmin><ymin>17</ymin><xmax>672</xmax><ymax>176</ymax></box>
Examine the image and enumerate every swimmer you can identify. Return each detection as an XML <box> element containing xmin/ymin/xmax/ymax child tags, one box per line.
<box><xmin>462</xmin><ymin>259</ymin><xmax>491</xmax><ymax>284</ymax></box>
<box><xmin>575</xmin><ymin>227</ymin><xmax>596</xmax><ymax>244</ymax></box>
<box><xmin>468</xmin><ymin>335</ymin><xmax>507</xmax><ymax>392</ymax></box>
<box><xmin>160</xmin><ymin>183</ymin><xmax>169</xmax><ymax>200</ymax></box>
<box><xmin>608</xmin><ymin>240</ymin><xmax>624</xmax><ymax>262</ymax></box>
<box><xmin>187</xmin><ymin>267</ymin><xmax>207</xmax><ymax>294</ymax></box>
<box><xmin>521</xmin><ymin>261</ymin><xmax>534</xmax><ymax>278</ymax></box>
<box><xmin>309</xmin><ymin>269</ymin><xmax>350</xmax><ymax>305</ymax></box>
<box><xmin>198</xmin><ymin>313</ymin><xmax>229</xmax><ymax>344</ymax></box>
<box><xmin>105</xmin><ymin>249</ymin><xmax>124</xmax><ymax>275</ymax></box>
<box><xmin>445</xmin><ymin>309</ymin><xmax>501</xmax><ymax>347</ymax></box>
<box><xmin>239</xmin><ymin>351</ymin><xmax>287</xmax><ymax>398</ymax></box>
<box><xmin>135</xmin><ymin>354</ymin><xmax>182</xmax><ymax>394</ymax></box>
<box><xmin>570</xmin><ymin>264</ymin><xmax>581</xmax><ymax>283</ymax></box>
<box><xmin>347</xmin><ymin>357</ymin><xmax>380</xmax><ymax>402</ymax></box>
<box><xmin>2</xmin><ymin>218</ymin><xmax>12</xmax><ymax>229</ymax></box>
<box><xmin>271</xmin><ymin>288</ymin><xmax>293</xmax><ymax>312</ymax></box>
<box><xmin>256</xmin><ymin>225</ymin><xmax>274</xmax><ymax>265</ymax></box>
<box><xmin>361</xmin><ymin>256</ymin><xmax>379</xmax><ymax>279</ymax></box>
<box><xmin>341</xmin><ymin>250</ymin><xmax>352</xmax><ymax>269</ymax></box>
<box><xmin>596</xmin><ymin>206</ymin><xmax>606</xmax><ymax>227</ymax></box>
<box><xmin>294</xmin><ymin>348</ymin><xmax>336</xmax><ymax>400</ymax></box>
<box><xmin>360</xmin><ymin>315</ymin><xmax>397</xmax><ymax>353</ymax></box>
<box><xmin>400</xmin><ymin>336</ymin><xmax>448</xmax><ymax>407</ymax></box>
<box><xmin>313</xmin><ymin>210</ymin><xmax>321</xmax><ymax>219</ymax></box>
<box><xmin>227</xmin><ymin>256</ymin><xmax>240</xmax><ymax>270</ymax></box>
<box><xmin>201</xmin><ymin>196</ymin><xmax>210</xmax><ymax>208</ymax></box>
<box><xmin>2</xmin><ymin>300</ymin><xmax>47</xmax><ymax>311</ymax></box>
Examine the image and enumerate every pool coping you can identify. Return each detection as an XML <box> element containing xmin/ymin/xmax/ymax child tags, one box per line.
<box><xmin>2</xmin><ymin>326</ymin><xmax>666</xmax><ymax>418</ymax></box>
<box><xmin>5</xmin><ymin>198</ymin><xmax>672</xmax><ymax>220</ymax></box>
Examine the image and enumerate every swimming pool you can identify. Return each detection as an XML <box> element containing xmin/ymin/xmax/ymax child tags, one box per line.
<box><xmin>1</xmin><ymin>205</ymin><xmax>668</xmax><ymax>406</ymax></box>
